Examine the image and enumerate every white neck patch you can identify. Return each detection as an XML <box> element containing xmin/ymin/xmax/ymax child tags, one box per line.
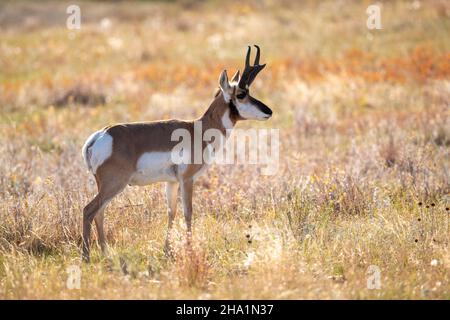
<box><xmin>221</xmin><ymin>108</ymin><xmax>234</xmax><ymax>131</ymax></box>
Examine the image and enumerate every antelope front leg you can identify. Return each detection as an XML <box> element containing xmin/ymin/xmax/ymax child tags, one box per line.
<box><xmin>164</xmin><ymin>182</ymin><xmax>178</xmax><ymax>256</ymax></box>
<box><xmin>180</xmin><ymin>178</ymin><xmax>193</xmax><ymax>243</ymax></box>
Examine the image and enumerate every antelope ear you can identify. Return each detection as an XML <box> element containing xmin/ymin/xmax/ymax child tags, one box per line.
<box><xmin>230</xmin><ymin>70</ymin><xmax>240</xmax><ymax>83</ymax></box>
<box><xmin>219</xmin><ymin>70</ymin><xmax>230</xmax><ymax>91</ymax></box>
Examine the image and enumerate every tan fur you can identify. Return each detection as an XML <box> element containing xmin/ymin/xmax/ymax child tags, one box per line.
<box><xmin>82</xmin><ymin>92</ymin><xmax>237</xmax><ymax>261</ymax></box>
<box><xmin>82</xmin><ymin>48</ymin><xmax>271</xmax><ymax>262</ymax></box>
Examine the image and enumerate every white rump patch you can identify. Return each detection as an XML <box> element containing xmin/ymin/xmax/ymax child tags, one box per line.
<box><xmin>82</xmin><ymin>130</ymin><xmax>113</xmax><ymax>174</ymax></box>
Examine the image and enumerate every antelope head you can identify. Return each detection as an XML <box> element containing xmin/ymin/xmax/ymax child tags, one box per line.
<box><xmin>219</xmin><ymin>45</ymin><xmax>273</xmax><ymax>121</ymax></box>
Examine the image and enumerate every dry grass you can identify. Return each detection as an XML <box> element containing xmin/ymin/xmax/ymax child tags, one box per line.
<box><xmin>0</xmin><ymin>0</ymin><xmax>449</xmax><ymax>299</ymax></box>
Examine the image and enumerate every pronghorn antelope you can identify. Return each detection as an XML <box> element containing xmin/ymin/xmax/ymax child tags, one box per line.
<box><xmin>81</xmin><ymin>45</ymin><xmax>272</xmax><ymax>262</ymax></box>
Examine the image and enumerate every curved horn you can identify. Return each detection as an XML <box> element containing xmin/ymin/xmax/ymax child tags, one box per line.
<box><xmin>239</xmin><ymin>45</ymin><xmax>265</xmax><ymax>89</ymax></box>
<box><xmin>254</xmin><ymin>45</ymin><xmax>260</xmax><ymax>65</ymax></box>
<box><xmin>245</xmin><ymin>46</ymin><xmax>251</xmax><ymax>68</ymax></box>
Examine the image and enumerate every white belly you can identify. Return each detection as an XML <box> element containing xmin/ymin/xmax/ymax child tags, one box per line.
<box><xmin>129</xmin><ymin>152</ymin><xmax>177</xmax><ymax>185</ymax></box>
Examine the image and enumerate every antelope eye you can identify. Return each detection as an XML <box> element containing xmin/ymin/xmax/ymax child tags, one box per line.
<box><xmin>236</xmin><ymin>92</ymin><xmax>247</xmax><ymax>99</ymax></box>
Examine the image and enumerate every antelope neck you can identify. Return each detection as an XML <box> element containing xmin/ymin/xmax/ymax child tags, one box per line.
<box><xmin>200</xmin><ymin>92</ymin><xmax>238</xmax><ymax>135</ymax></box>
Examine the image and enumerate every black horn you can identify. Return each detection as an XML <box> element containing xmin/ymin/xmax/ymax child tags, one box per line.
<box><xmin>245</xmin><ymin>46</ymin><xmax>251</xmax><ymax>68</ymax></box>
<box><xmin>254</xmin><ymin>45</ymin><xmax>260</xmax><ymax>65</ymax></box>
<box><xmin>238</xmin><ymin>45</ymin><xmax>266</xmax><ymax>89</ymax></box>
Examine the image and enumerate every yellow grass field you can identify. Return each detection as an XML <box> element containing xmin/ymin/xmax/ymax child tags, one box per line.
<box><xmin>0</xmin><ymin>0</ymin><xmax>449</xmax><ymax>299</ymax></box>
